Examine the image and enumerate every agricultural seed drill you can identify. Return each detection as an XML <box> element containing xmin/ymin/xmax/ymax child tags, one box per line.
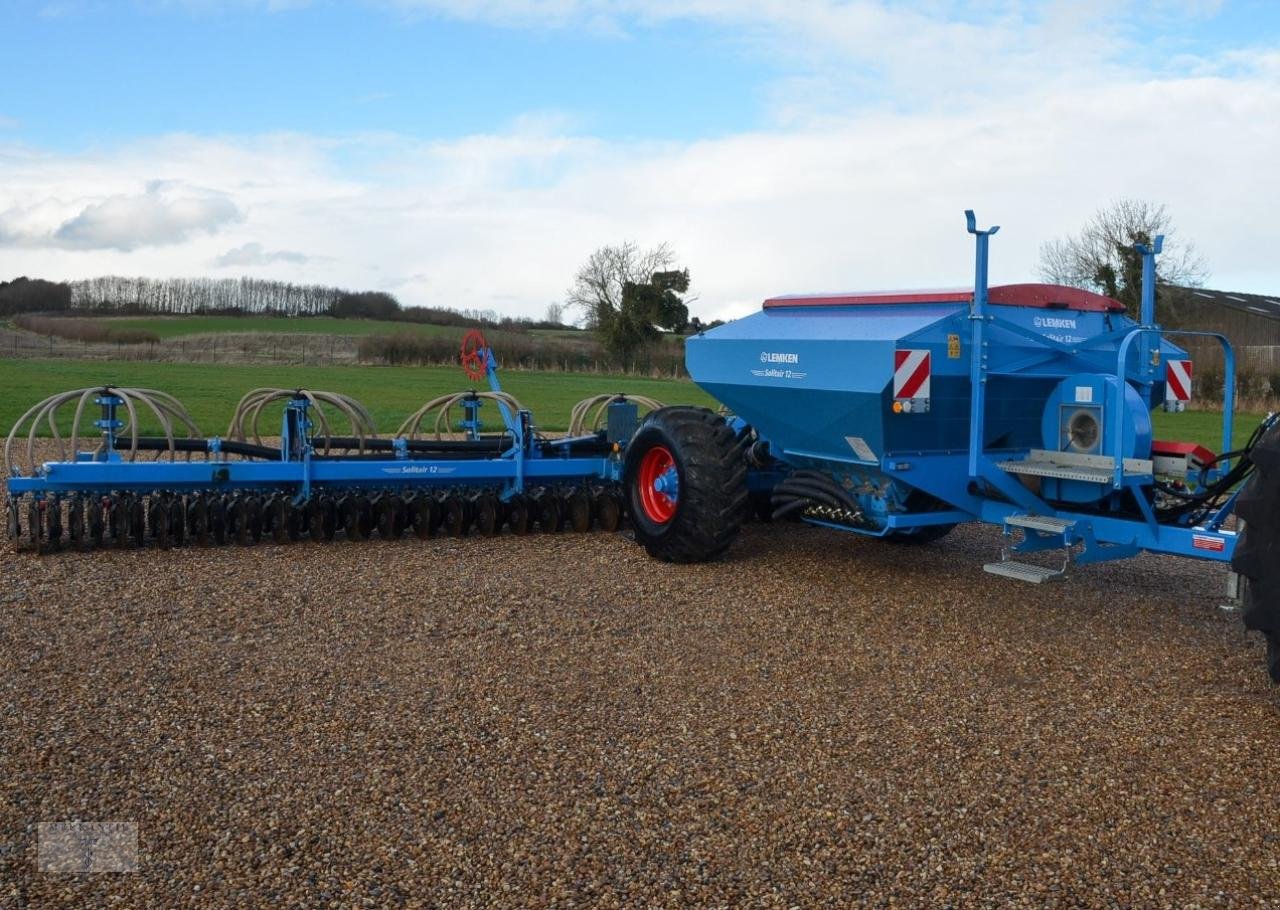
<box><xmin>6</xmin><ymin>211</ymin><xmax>1279</xmax><ymax>683</ymax></box>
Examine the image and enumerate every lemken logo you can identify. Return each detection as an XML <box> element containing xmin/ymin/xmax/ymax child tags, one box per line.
<box><xmin>1033</xmin><ymin>316</ymin><xmax>1077</xmax><ymax>330</ymax></box>
<box><xmin>760</xmin><ymin>351</ymin><xmax>799</xmax><ymax>364</ymax></box>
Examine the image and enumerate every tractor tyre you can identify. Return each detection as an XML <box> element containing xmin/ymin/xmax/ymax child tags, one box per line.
<box><xmin>749</xmin><ymin>491</ymin><xmax>774</xmax><ymax>523</ymax></box>
<box><xmin>1230</xmin><ymin>423</ymin><xmax>1280</xmax><ymax>684</ymax></box>
<box><xmin>624</xmin><ymin>406</ymin><xmax>747</xmax><ymax>563</ymax></box>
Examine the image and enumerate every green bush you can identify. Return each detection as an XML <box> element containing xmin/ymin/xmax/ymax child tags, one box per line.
<box><xmin>1198</xmin><ymin>366</ymin><xmax>1224</xmax><ymax>402</ymax></box>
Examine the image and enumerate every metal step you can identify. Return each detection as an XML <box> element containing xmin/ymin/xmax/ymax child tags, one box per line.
<box><xmin>983</xmin><ymin>559</ymin><xmax>1067</xmax><ymax>583</ymax></box>
<box><xmin>996</xmin><ymin>448</ymin><xmax>1153</xmax><ymax>485</ymax></box>
<box><xmin>997</xmin><ymin>460</ymin><xmax>1118</xmax><ymax>483</ymax></box>
<box><xmin>1005</xmin><ymin>513</ymin><xmax>1074</xmax><ymax>534</ymax></box>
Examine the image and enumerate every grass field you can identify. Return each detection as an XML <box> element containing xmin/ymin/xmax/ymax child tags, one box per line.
<box><xmin>2</xmin><ymin>357</ymin><xmax>1260</xmax><ymax>451</ymax></box>
<box><xmin>1152</xmin><ymin>407</ymin><xmax>1264</xmax><ymax>453</ymax></box>
<box><xmin>0</xmin><ymin>358</ymin><xmax>715</xmax><ymax>436</ymax></box>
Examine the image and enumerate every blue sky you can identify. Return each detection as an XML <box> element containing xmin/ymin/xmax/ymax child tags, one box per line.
<box><xmin>1</xmin><ymin>1</ymin><xmax>1279</xmax><ymax>318</ymax></box>
<box><xmin>2</xmin><ymin>2</ymin><xmax>775</xmax><ymax>148</ymax></box>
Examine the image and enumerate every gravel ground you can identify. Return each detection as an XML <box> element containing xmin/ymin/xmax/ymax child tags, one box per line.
<box><xmin>3</xmin><ymin>450</ymin><xmax>1280</xmax><ymax>908</ymax></box>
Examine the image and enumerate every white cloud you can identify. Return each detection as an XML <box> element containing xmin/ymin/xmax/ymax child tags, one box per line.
<box><xmin>379</xmin><ymin>0</ymin><xmax>1221</xmax><ymax>118</ymax></box>
<box><xmin>0</xmin><ymin>179</ymin><xmax>243</xmax><ymax>251</ymax></box>
<box><xmin>214</xmin><ymin>241</ymin><xmax>309</xmax><ymax>267</ymax></box>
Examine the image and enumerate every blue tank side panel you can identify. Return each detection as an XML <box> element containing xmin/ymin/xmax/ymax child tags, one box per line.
<box><xmin>686</xmin><ymin>305</ymin><xmax>964</xmax><ymax>465</ymax></box>
<box><xmin>688</xmin><ymin>300</ymin><xmax>1191</xmax><ymax>468</ymax></box>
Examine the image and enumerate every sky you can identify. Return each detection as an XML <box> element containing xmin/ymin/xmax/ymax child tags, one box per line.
<box><xmin>1</xmin><ymin>0</ymin><xmax>1278</xmax><ymax>322</ymax></box>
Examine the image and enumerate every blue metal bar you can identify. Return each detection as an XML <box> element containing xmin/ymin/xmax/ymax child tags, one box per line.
<box><xmin>1135</xmin><ymin>235</ymin><xmax>1164</xmax><ymax>329</ymax></box>
<box><xmin>482</xmin><ymin>347</ymin><xmax>518</xmax><ymax>434</ymax></box>
<box><xmin>7</xmin><ymin>454</ymin><xmax>622</xmax><ymax>495</ymax></box>
<box><xmin>1111</xmin><ymin>327</ymin><xmax>1153</xmax><ymax>488</ymax></box>
<box><xmin>965</xmin><ymin>210</ymin><xmax>1000</xmax><ymax>478</ymax></box>
<box><xmin>1132</xmin><ymin>236</ymin><xmax>1164</xmax><ymax>387</ymax></box>
<box><xmin>1161</xmin><ymin>330</ymin><xmax>1236</xmax><ymax>470</ymax></box>
<box><xmin>884</xmin><ymin>509</ymin><xmax>971</xmax><ymax>528</ymax></box>
<box><xmin>95</xmin><ymin>394</ymin><xmax>123</xmax><ymax>460</ymax></box>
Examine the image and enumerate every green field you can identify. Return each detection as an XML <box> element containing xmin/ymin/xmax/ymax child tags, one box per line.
<box><xmin>1152</xmin><ymin>407</ymin><xmax>1264</xmax><ymax>453</ymax></box>
<box><xmin>99</xmin><ymin>315</ymin><xmax>469</xmax><ymax>340</ymax></box>
<box><xmin>0</xmin><ymin>358</ymin><xmax>714</xmax><ymax>436</ymax></box>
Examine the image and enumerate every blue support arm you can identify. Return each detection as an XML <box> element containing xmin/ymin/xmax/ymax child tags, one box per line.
<box><xmin>965</xmin><ymin>210</ymin><xmax>1000</xmax><ymax>479</ymax></box>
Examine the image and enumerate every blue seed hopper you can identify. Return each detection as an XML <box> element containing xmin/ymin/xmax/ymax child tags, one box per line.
<box><xmin>687</xmin><ymin>218</ymin><xmax>1216</xmax><ymax>565</ymax></box>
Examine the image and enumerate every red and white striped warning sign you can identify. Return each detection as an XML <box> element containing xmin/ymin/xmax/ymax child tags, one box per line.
<box><xmin>1192</xmin><ymin>533</ymin><xmax>1225</xmax><ymax>552</ymax></box>
<box><xmin>1166</xmin><ymin>359</ymin><xmax>1192</xmax><ymax>403</ymax></box>
<box><xmin>893</xmin><ymin>349</ymin><xmax>931</xmax><ymax>400</ymax></box>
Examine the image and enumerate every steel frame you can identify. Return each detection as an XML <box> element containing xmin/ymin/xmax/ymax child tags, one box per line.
<box><xmin>8</xmin><ymin>352</ymin><xmax>625</xmax><ymax>505</ymax></box>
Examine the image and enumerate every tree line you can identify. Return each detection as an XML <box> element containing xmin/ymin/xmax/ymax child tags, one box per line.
<box><xmin>0</xmin><ymin>274</ymin><xmax>573</xmax><ymax>332</ymax></box>
<box><xmin>69</xmin><ymin>276</ymin><xmax>396</xmax><ymax>318</ymax></box>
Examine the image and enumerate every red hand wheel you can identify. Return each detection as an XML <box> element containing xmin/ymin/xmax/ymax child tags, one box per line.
<box><xmin>460</xmin><ymin>329</ymin><xmax>488</xmax><ymax>382</ymax></box>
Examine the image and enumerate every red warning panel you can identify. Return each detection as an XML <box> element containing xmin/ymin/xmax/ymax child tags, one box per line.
<box><xmin>893</xmin><ymin>349</ymin><xmax>931</xmax><ymax>400</ymax></box>
<box><xmin>1192</xmin><ymin>534</ymin><xmax>1225</xmax><ymax>552</ymax></box>
<box><xmin>1166</xmin><ymin>359</ymin><xmax>1192</xmax><ymax>403</ymax></box>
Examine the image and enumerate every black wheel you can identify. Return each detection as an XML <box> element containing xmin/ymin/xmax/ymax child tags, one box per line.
<box><xmin>623</xmin><ymin>406</ymin><xmax>748</xmax><ymax>563</ymax></box>
<box><xmin>6</xmin><ymin>497</ymin><xmax>20</xmax><ymax>543</ymax></box>
<box><xmin>269</xmin><ymin>496</ymin><xmax>301</xmax><ymax>544</ymax></box>
<box><xmin>444</xmin><ymin>496</ymin><xmax>471</xmax><ymax>537</ymax></box>
<box><xmin>408</xmin><ymin>494</ymin><xmax>437</xmax><ymax>540</ymax></box>
<box><xmin>209</xmin><ymin>497</ymin><xmax>228</xmax><ymax>546</ymax></box>
<box><xmin>506</xmin><ymin>495</ymin><xmax>531</xmax><ymax>535</ymax></box>
<box><xmin>87</xmin><ymin>498</ymin><xmax>105</xmax><ymax>547</ymax></box>
<box><xmin>375</xmin><ymin>494</ymin><xmax>406</xmax><ymax>540</ymax></box>
<box><xmin>168</xmin><ymin>498</ymin><xmax>185</xmax><ymax>547</ymax></box>
<box><xmin>474</xmin><ymin>493</ymin><xmax>502</xmax><ymax>536</ymax></box>
<box><xmin>266</xmin><ymin>495</ymin><xmax>285</xmax><ymax>544</ymax></box>
<box><xmin>232</xmin><ymin>496</ymin><xmax>262</xmax><ymax>546</ymax></box>
<box><xmin>110</xmin><ymin>496</ymin><xmax>129</xmax><ymax>548</ymax></box>
<box><xmin>68</xmin><ymin>497</ymin><xmax>84</xmax><ymax>546</ymax></box>
<box><xmin>1231</xmin><ymin>424</ymin><xmax>1280</xmax><ymax>684</ymax></box>
<box><xmin>149</xmin><ymin>497</ymin><xmax>171</xmax><ymax>549</ymax></box>
<box><xmin>27</xmin><ymin>499</ymin><xmax>43</xmax><ymax>554</ymax></box>
<box><xmin>536</xmin><ymin>493</ymin><xmax>564</xmax><ymax>533</ymax></box>
<box><xmin>594</xmin><ymin>489</ymin><xmax>622</xmax><ymax>533</ymax></box>
<box><xmin>308</xmin><ymin>495</ymin><xmax>337</xmax><ymax>542</ymax></box>
<box><xmin>128</xmin><ymin>496</ymin><xmax>146</xmax><ymax>548</ymax></box>
<box><xmin>567</xmin><ymin>491</ymin><xmax>592</xmax><ymax>532</ymax></box>
<box><xmin>44</xmin><ymin>499</ymin><xmax>62</xmax><ymax>551</ymax></box>
<box><xmin>188</xmin><ymin>496</ymin><xmax>210</xmax><ymax>546</ymax></box>
<box><xmin>340</xmin><ymin>494</ymin><xmax>373</xmax><ymax>541</ymax></box>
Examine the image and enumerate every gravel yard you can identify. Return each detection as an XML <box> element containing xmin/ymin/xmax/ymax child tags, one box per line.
<box><xmin>3</xmin><ymin>475</ymin><xmax>1280</xmax><ymax>907</ymax></box>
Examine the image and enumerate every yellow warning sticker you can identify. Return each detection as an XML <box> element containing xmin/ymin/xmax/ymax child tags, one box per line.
<box><xmin>947</xmin><ymin>334</ymin><xmax>961</xmax><ymax>359</ymax></box>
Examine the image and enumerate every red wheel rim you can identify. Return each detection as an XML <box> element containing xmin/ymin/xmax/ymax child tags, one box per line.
<box><xmin>637</xmin><ymin>444</ymin><xmax>677</xmax><ymax>524</ymax></box>
<box><xmin>460</xmin><ymin>329</ymin><xmax>488</xmax><ymax>381</ymax></box>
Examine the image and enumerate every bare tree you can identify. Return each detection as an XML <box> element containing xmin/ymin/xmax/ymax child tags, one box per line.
<box><xmin>1038</xmin><ymin>199</ymin><xmax>1208</xmax><ymax>316</ymax></box>
<box><xmin>544</xmin><ymin>301</ymin><xmax>565</xmax><ymax>326</ymax></box>
<box><xmin>566</xmin><ymin>241</ymin><xmax>676</xmax><ymax>330</ymax></box>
